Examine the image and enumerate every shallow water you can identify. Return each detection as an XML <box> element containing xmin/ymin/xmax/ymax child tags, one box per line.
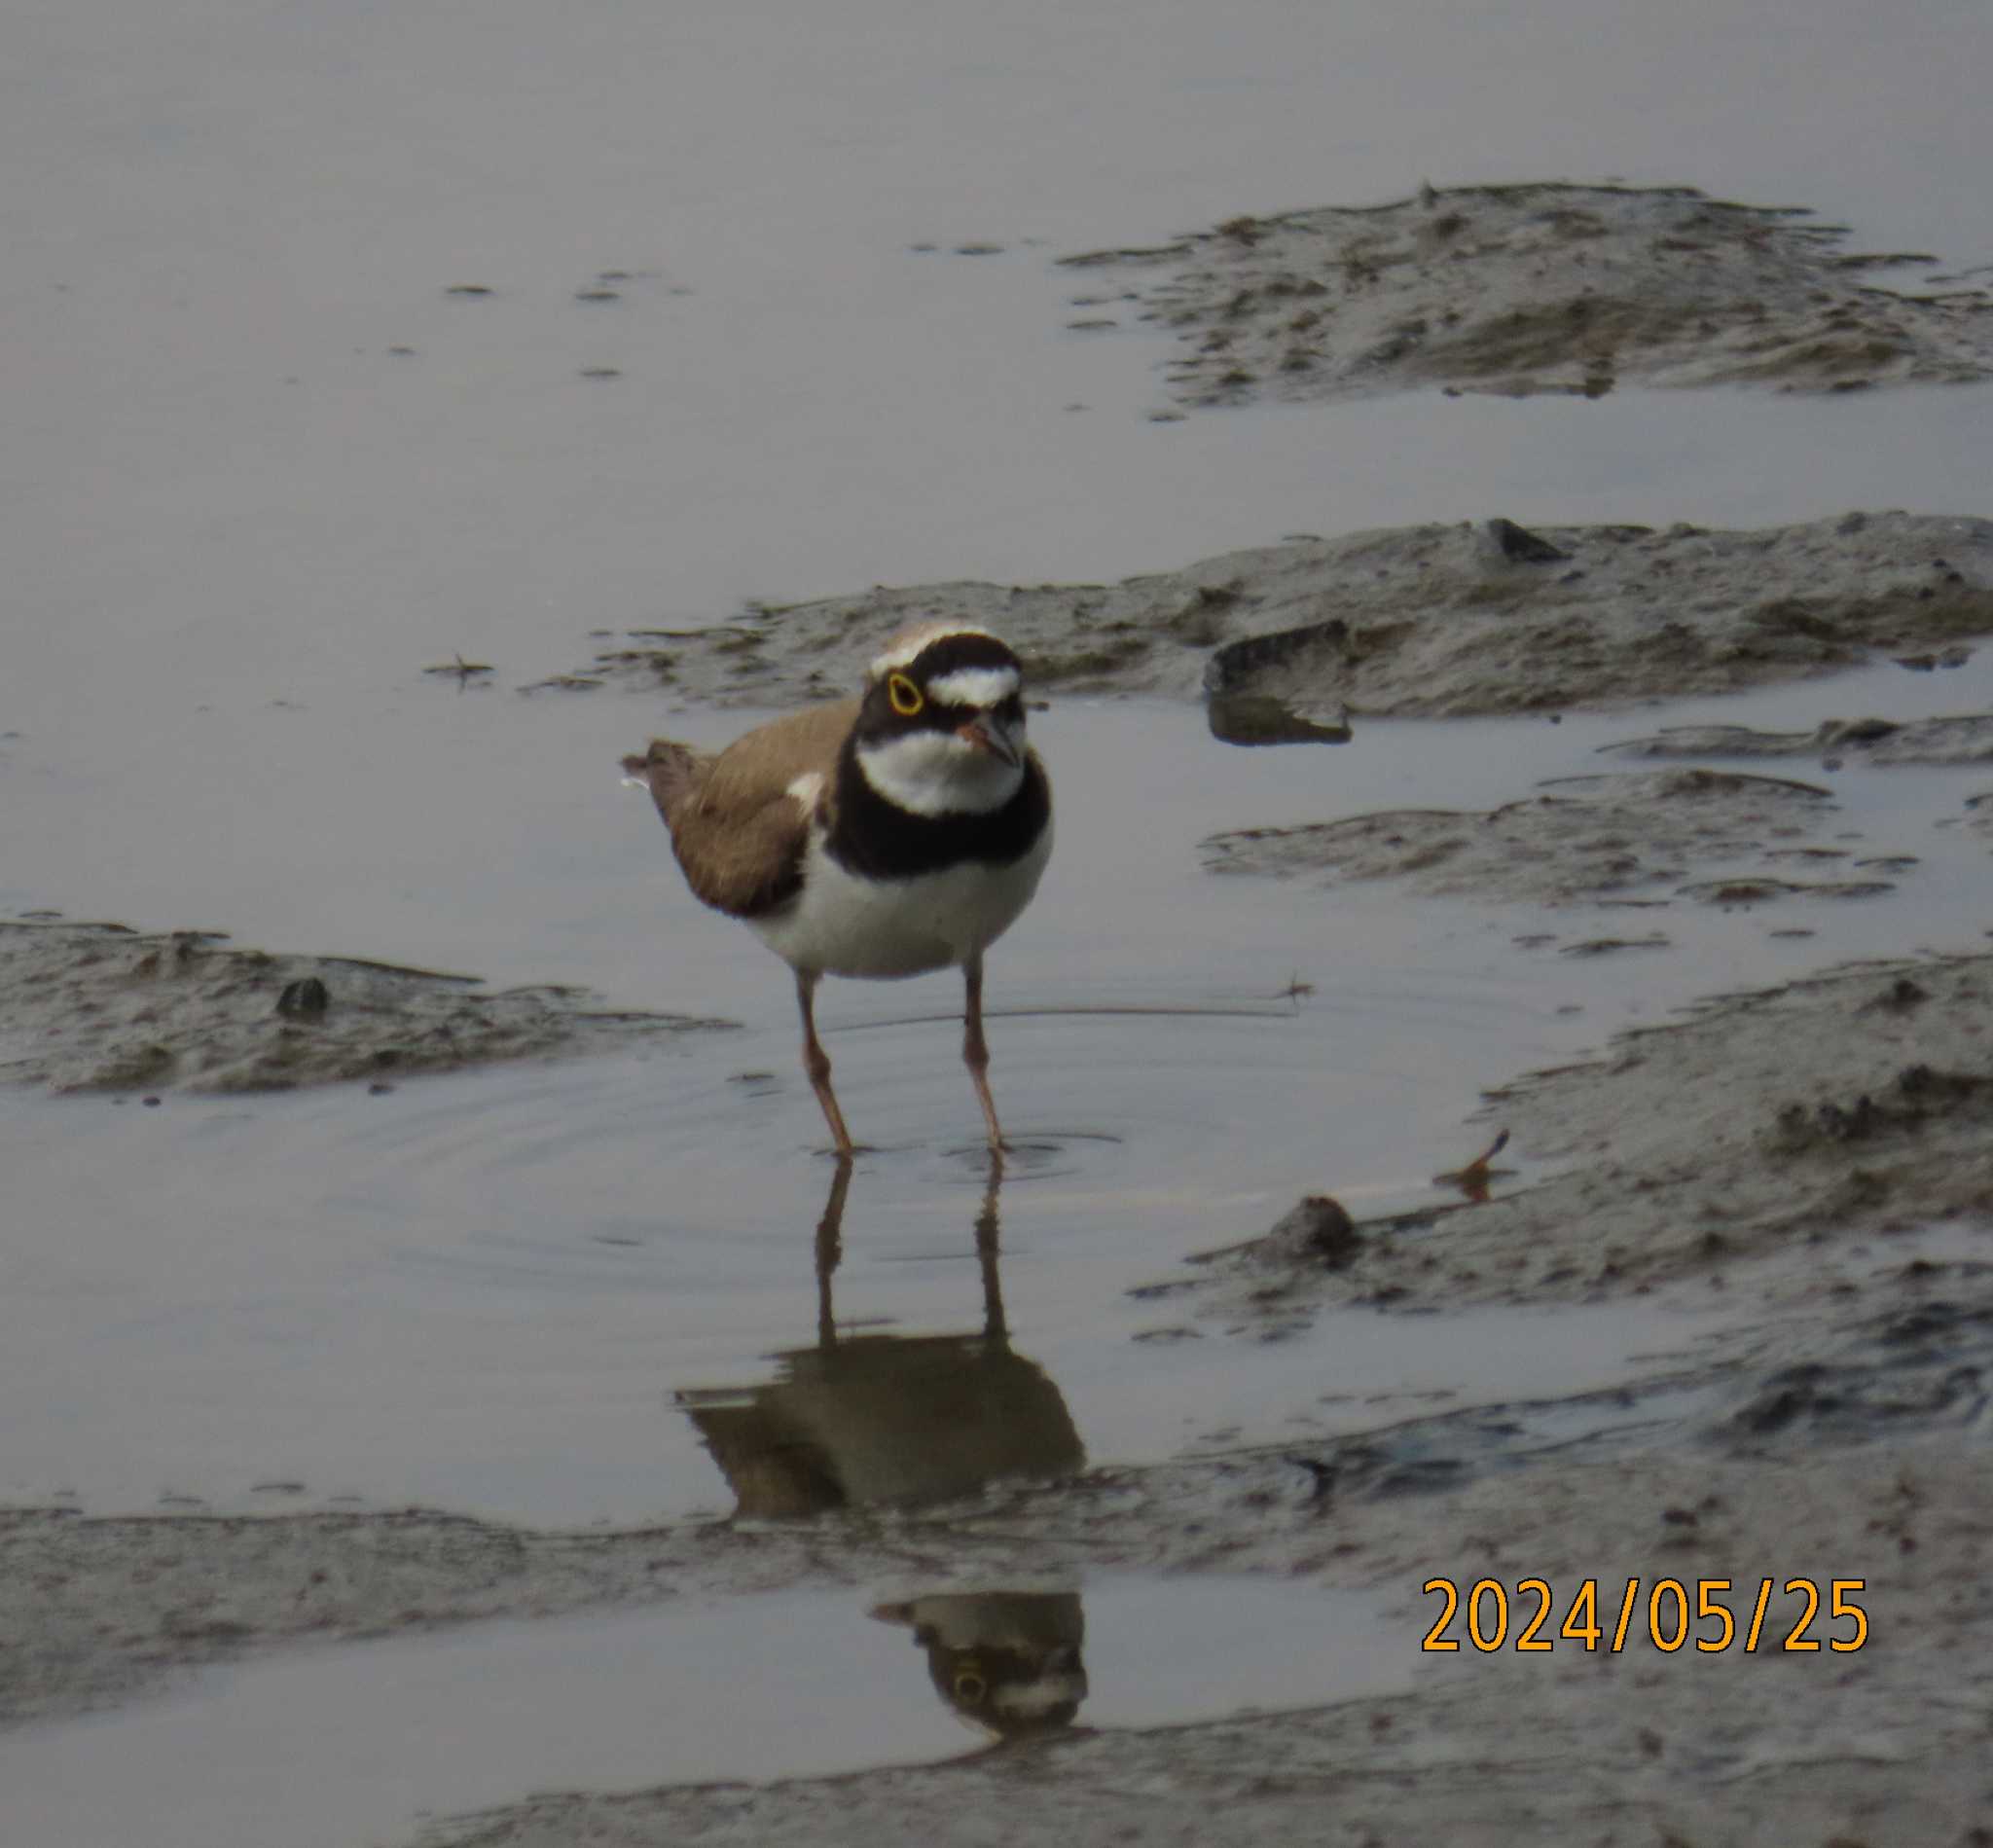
<box><xmin>0</xmin><ymin>1574</ymin><xmax>1413</xmax><ymax>1848</ymax></box>
<box><xmin>9</xmin><ymin>664</ymin><xmax>1993</xmax><ymax>1521</ymax></box>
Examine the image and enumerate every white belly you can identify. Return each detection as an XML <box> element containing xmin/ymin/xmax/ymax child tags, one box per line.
<box><xmin>750</xmin><ymin>821</ymin><xmax>1053</xmax><ymax>979</ymax></box>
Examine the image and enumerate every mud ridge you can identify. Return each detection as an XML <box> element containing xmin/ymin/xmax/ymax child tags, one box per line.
<box><xmin>0</xmin><ymin>920</ymin><xmax>734</xmax><ymax>1096</ymax></box>
<box><xmin>1200</xmin><ymin>766</ymin><xmax>1861</xmax><ymax>906</ymax></box>
<box><xmin>1194</xmin><ymin>952</ymin><xmax>1993</xmax><ymax>1319</ymax></box>
<box><xmin>1054</xmin><ymin>180</ymin><xmax>1993</xmax><ymax>409</ymax></box>
<box><xmin>548</xmin><ymin>511</ymin><xmax>1993</xmax><ymax>717</ymax></box>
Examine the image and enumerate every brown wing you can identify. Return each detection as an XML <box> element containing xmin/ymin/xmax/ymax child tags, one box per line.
<box><xmin>626</xmin><ymin>699</ymin><xmax>855</xmax><ymax>920</ymax></box>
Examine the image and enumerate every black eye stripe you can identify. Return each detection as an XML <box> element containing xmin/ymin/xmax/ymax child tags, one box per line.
<box><xmin>926</xmin><ymin>693</ymin><xmax>1023</xmax><ymax>728</ymax></box>
<box><xmin>896</xmin><ymin>689</ymin><xmax>1023</xmax><ymax>722</ymax></box>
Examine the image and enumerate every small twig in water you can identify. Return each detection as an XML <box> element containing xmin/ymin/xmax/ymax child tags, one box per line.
<box><xmin>1433</xmin><ymin>1128</ymin><xmax>1513</xmax><ymax>1204</ymax></box>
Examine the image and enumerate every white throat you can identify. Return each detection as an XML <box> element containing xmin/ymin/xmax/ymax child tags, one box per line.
<box><xmin>854</xmin><ymin>729</ymin><xmax>1025</xmax><ymax>817</ymax></box>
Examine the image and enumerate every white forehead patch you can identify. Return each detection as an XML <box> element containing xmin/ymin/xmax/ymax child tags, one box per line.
<box><xmin>925</xmin><ymin>665</ymin><xmax>1020</xmax><ymax>710</ymax></box>
<box><xmin>867</xmin><ymin>622</ymin><xmax>999</xmax><ymax>680</ymax></box>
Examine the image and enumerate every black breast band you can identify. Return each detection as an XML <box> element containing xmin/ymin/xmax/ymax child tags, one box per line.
<box><xmin>828</xmin><ymin>748</ymin><xmax>1050</xmax><ymax>882</ymax></box>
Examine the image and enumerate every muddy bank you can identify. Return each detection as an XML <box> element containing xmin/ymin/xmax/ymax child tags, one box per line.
<box><xmin>1194</xmin><ymin>951</ymin><xmax>1993</xmax><ymax>1323</ymax></box>
<box><xmin>1055</xmin><ymin>181</ymin><xmax>1993</xmax><ymax>409</ymax></box>
<box><xmin>1602</xmin><ymin>710</ymin><xmax>1993</xmax><ymax>766</ymax></box>
<box><xmin>1200</xmin><ymin>767</ymin><xmax>1885</xmax><ymax>907</ymax></box>
<box><xmin>550</xmin><ymin>511</ymin><xmax>1993</xmax><ymax>716</ymax></box>
<box><xmin>419</xmin><ymin>1435</ymin><xmax>1993</xmax><ymax>1847</ymax></box>
<box><xmin>0</xmin><ymin>920</ymin><xmax>732</xmax><ymax>1096</ymax></box>
<box><xmin>0</xmin><ymin>1504</ymin><xmax>882</xmax><ymax>1730</ymax></box>
<box><xmin>7</xmin><ymin>1292</ymin><xmax>1987</xmax><ymax>1843</ymax></box>
<box><xmin>7</xmin><ymin>943</ymin><xmax>1992</xmax><ymax>1841</ymax></box>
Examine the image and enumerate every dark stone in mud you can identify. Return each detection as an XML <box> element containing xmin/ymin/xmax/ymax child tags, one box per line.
<box><xmin>275</xmin><ymin>976</ymin><xmax>330</xmax><ymax>1019</ymax></box>
<box><xmin>1201</xmin><ymin>626</ymin><xmax>1358</xmax><ymax>744</ymax></box>
<box><xmin>1487</xmin><ymin>518</ymin><xmax>1572</xmax><ymax>563</ymax></box>
<box><xmin>0</xmin><ymin>921</ymin><xmax>734</xmax><ymax>1096</ymax></box>
<box><xmin>1202</xmin><ymin>617</ymin><xmax>1350</xmax><ymax>697</ymax></box>
<box><xmin>1055</xmin><ymin>181</ymin><xmax>1993</xmax><ymax>410</ymax></box>
<box><xmin>1868</xmin><ymin>977</ymin><xmax>1932</xmax><ymax>1013</ymax></box>
<box><xmin>1257</xmin><ymin>1195</ymin><xmax>1360</xmax><ymax>1269</ymax></box>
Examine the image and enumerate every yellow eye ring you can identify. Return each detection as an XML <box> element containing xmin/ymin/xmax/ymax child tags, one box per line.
<box><xmin>953</xmin><ymin>1668</ymin><xmax>988</xmax><ymax>1705</ymax></box>
<box><xmin>887</xmin><ymin>671</ymin><xmax>924</xmax><ymax>717</ymax></box>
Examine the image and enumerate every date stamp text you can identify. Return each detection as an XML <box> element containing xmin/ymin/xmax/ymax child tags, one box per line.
<box><xmin>1420</xmin><ymin>1576</ymin><xmax>1868</xmax><ymax>1653</ymax></box>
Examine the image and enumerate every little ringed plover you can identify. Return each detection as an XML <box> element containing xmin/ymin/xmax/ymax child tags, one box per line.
<box><xmin>623</xmin><ymin>623</ymin><xmax>1051</xmax><ymax>1157</ymax></box>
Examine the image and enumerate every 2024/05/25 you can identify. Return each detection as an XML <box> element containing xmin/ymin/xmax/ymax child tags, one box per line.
<box><xmin>1421</xmin><ymin>1576</ymin><xmax>1868</xmax><ymax>1654</ymax></box>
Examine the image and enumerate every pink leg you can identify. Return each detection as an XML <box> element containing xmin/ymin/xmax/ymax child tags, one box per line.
<box><xmin>962</xmin><ymin>956</ymin><xmax>1004</xmax><ymax>1154</ymax></box>
<box><xmin>795</xmin><ymin>971</ymin><xmax>855</xmax><ymax>1158</ymax></box>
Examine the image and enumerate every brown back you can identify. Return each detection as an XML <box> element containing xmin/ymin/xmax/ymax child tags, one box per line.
<box><xmin>628</xmin><ymin>699</ymin><xmax>856</xmax><ymax>920</ymax></box>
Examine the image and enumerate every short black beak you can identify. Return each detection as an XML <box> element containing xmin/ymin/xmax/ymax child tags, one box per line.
<box><xmin>957</xmin><ymin>718</ymin><xmax>1021</xmax><ymax>768</ymax></box>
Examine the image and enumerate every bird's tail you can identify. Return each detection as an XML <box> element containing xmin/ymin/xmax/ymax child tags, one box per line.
<box><xmin>620</xmin><ymin>739</ymin><xmax>707</xmax><ymax>820</ymax></box>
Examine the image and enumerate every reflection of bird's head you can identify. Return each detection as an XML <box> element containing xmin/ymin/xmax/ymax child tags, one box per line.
<box><xmin>872</xmin><ymin>1592</ymin><xmax>1088</xmax><ymax>1740</ymax></box>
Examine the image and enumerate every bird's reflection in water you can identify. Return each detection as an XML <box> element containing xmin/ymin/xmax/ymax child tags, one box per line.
<box><xmin>675</xmin><ymin>1161</ymin><xmax>1092</xmax><ymax>1737</ymax></box>
<box><xmin>676</xmin><ymin>1159</ymin><xmax>1085</xmax><ymax>1516</ymax></box>
<box><xmin>870</xmin><ymin>1591</ymin><xmax>1087</xmax><ymax>1740</ymax></box>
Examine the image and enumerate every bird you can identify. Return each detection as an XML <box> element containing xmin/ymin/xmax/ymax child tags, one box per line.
<box><xmin>623</xmin><ymin>622</ymin><xmax>1051</xmax><ymax>1158</ymax></box>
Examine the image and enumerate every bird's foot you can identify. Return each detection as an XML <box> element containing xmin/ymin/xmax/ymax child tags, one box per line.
<box><xmin>814</xmin><ymin>1141</ymin><xmax>880</xmax><ymax>1161</ymax></box>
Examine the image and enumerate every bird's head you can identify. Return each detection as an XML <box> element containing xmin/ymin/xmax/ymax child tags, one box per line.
<box><xmin>872</xmin><ymin>1592</ymin><xmax>1088</xmax><ymax>1741</ymax></box>
<box><xmin>852</xmin><ymin>624</ymin><xmax>1031</xmax><ymax>816</ymax></box>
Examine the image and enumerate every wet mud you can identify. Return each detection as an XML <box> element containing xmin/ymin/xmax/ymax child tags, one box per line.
<box><xmin>1201</xmin><ymin>951</ymin><xmax>1993</xmax><ymax>1317</ymax></box>
<box><xmin>434</xmin><ymin>1403</ymin><xmax>1993</xmax><ymax>1847</ymax></box>
<box><xmin>549</xmin><ymin>510</ymin><xmax>1993</xmax><ymax>718</ymax></box>
<box><xmin>1602</xmin><ymin>710</ymin><xmax>1993</xmax><ymax>766</ymax></box>
<box><xmin>1200</xmin><ymin>767</ymin><xmax>1865</xmax><ymax>906</ymax></box>
<box><xmin>0</xmin><ymin>920</ymin><xmax>732</xmax><ymax>1096</ymax></box>
<box><xmin>1054</xmin><ymin>181</ymin><xmax>1993</xmax><ymax>409</ymax></box>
